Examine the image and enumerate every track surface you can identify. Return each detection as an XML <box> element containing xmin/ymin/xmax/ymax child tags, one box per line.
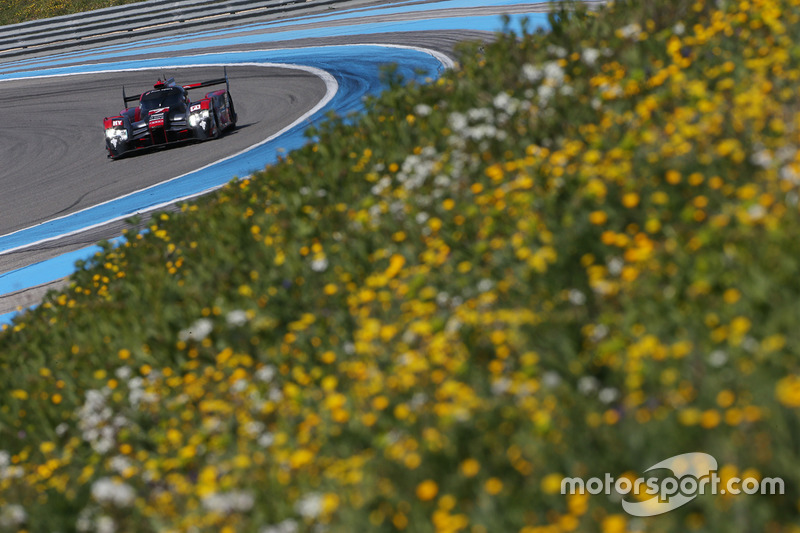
<box><xmin>0</xmin><ymin>0</ymin><xmax>555</xmax><ymax>318</ymax></box>
<box><xmin>0</xmin><ymin>65</ymin><xmax>325</xmax><ymax>236</ymax></box>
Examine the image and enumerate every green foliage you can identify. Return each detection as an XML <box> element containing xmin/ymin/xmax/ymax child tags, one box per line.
<box><xmin>0</xmin><ymin>0</ymin><xmax>144</xmax><ymax>26</ymax></box>
<box><xmin>1</xmin><ymin>0</ymin><xmax>800</xmax><ymax>531</ymax></box>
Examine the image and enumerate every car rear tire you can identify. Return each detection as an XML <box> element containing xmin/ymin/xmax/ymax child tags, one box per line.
<box><xmin>210</xmin><ymin>111</ymin><xmax>220</xmax><ymax>139</ymax></box>
<box><xmin>228</xmin><ymin>93</ymin><xmax>237</xmax><ymax>128</ymax></box>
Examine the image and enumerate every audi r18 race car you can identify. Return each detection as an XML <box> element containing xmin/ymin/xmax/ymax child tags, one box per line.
<box><xmin>103</xmin><ymin>69</ymin><xmax>237</xmax><ymax>159</ymax></box>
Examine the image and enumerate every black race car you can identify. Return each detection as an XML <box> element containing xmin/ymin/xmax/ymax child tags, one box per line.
<box><xmin>103</xmin><ymin>69</ymin><xmax>237</xmax><ymax>159</ymax></box>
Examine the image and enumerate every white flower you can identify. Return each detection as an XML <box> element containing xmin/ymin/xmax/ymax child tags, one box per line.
<box><xmin>578</xmin><ymin>376</ymin><xmax>599</xmax><ymax>395</ymax></box>
<box><xmin>467</xmin><ymin>108</ymin><xmax>492</xmax><ymax>122</ymax></box>
<box><xmin>491</xmin><ymin>378</ymin><xmax>511</xmax><ymax>396</ymax></box>
<box><xmin>543</xmin><ymin>61</ymin><xmax>565</xmax><ymax>85</ymax></box>
<box><xmin>582</xmin><ymin>48</ymin><xmax>600</xmax><ymax>66</ymax></box>
<box><xmin>448</xmin><ymin>112</ymin><xmax>467</xmax><ymax>131</ymax></box>
<box><xmin>750</xmin><ymin>149</ymin><xmax>772</xmax><ymax>168</ymax></box>
<box><xmin>179</xmin><ymin>318</ymin><xmax>213</xmax><ymax>342</ymax></box>
<box><xmin>590</xmin><ymin>324</ymin><xmax>609</xmax><ymax>342</ymax></box>
<box><xmin>780</xmin><ymin>164</ymin><xmax>800</xmax><ymax>184</ymax></box>
<box><xmin>608</xmin><ymin>257</ymin><xmax>624</xmax><ymax>276</ymax></box>
<box><xmin>493</xmin><ymin>92</ymin><xmax>511</xmax><ymax>110</ymax></box>
<box><xmin>295</xmin><ymin>492</ymin><xmax>323</xmax><ymax>519</ymax></box>
<box><xmin>742</xmin><ymin>336</ymin><xmax>759</xmax><ymax>353</ymax></box>
<box><xmin>538</xmin><ymin>85</ymin><xmax>555</xmax><ymax>104</ymax></box>
<box><xmin>96</xmin><ymin>516</ymin><xmax>115</xmax><ymax>533</ymax></box>
<box><xmin>747</xmin><ymin>204</ymin><xmax>766</xmax><ymax>220</ymax></box>
<box><xmin>109</xmin><ymin>456</ymin><xmax>132</xmax><ymax>474</ymax></box>
<box><xmin>268</xmin><ymin>387</ymin><xmax>283</xmax><ymax>402</ymax></box>
<box><xmin>708</xmin><ymin>350</ymin><xmax>728</xmax><ymax>367</ymax></box>
<box><xmin>673</xmin><ymin>22</ymin><xmax>685</xmax><ymax>35</ymax></box>
<box><xmin>477</xmin><ymin>279</ymin><xmax>494</xmax><ymax>293</ymax></box>
<box><xmin>0</xmin><ymin>505</ymin><xmax>26</xmax><ymax>528</ymax></box>
<box><xmin>91</xmin><ymin>478</ymin><xmax>136</xmax><ymax>507</ymax></box>
<box><xmin>226</xmin><ymin>310</ymin><xmax>249</xmax><ymax>327</ymax></box>
<box><xmin>56</xmin><ymin>423</ymin><xmax>69</xmax><ymax>436</ymax></box>
<box><xmin>0</xmin><ymin>451</ymin><xmax>9</xmax><ymax>468</ymax></box>
<box><xmin>546</xmin><ymin>44</ymin><xmax>568</xmax><ymax>58</ymax></box>
<box><xmin>310</xmin><ymin>257</ymin><xmax>329</xmax><ymax>272</ymax></box>
<box><xmin>542</xmin><ymin>371</ymin><xmax>561</xmax><ymax>388</ymax></box>
<box><xmin>114</xmin><ymin>366</ymin><xmax>132</xmax><ymax>380</ymax></box>
<box><xmin>258</xmin><ymin>432</ymin><xmax>275</xmax><ymax>447</ymax></box>
<box><xmin>522</xmin><ymin>64</ymin><xmax>543</xmax><ymax>83</ymax></box>
<box><xmin>371</xmin><ymin>176</ymin><xmax>391</xmax><ymax>195</ymax></box>
<box><xmin>599</xmin><ymin>387</ymin><xmax>619</xmax><ymax>404</ymax></box>
<box><xmin>776</xmin><ymin>145</ymin><xmax>796</xmax><ymax>162</ymax></box>
<box><xmin>76</xmin><ymin>508</ymin><xmax>94</xmax><ymax>532</ymax></box>
<box><xmin>202</xmin><ymin>491</ymin><xmax>255</xmax><ymax>513</ymax></box>
<box><xmin>256</xmin><ymin>365</ymin><xmax>276</xmax><ymax>383</ymax></box>
<box><xmin>260</xmin><ymin>519</ymin><xmax>299</xmax><ymax>533</ymax></box>
<box><xmin>414</xmin><ymin>103</ymin><xmax>432</xmax><ymax>116</ymax></box>
<box><xmin>618</xmin><ymin>23</ymin><xmax>642</xmax><ymax>39</ymax></box>
<box><xmin>568</xmin><ymin>289</ymin><xmax>586</xmax><ymax>306</ymax></box>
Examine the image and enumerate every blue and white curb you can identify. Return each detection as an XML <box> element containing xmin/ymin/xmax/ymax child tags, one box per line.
<box><xmin>0</xmin><ymin>3</ymin><xmax>552</xmax><ymax>326</ymax></box>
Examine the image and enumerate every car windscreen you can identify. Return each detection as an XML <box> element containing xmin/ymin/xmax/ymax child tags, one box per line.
<box><xmin>140</xmin><ymin>88</ymin><xmax>184</xmax><ymax>113</ymax></box>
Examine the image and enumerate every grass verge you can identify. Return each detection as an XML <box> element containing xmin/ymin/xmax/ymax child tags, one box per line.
<box><xmin>1</xmin><ymin>0</ymin><xmax>800</xmax><ymax>531</ymax></box>
<box><xmin>0</xmin><ymin>0</ymin><xmax>144</xmax><ymax>26</ymax></box>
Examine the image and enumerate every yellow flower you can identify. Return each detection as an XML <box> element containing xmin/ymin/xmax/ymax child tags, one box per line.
<box><xmin>485</xmin><ymin>477</ymin><xmax>503</xmax><ymax>495</ymax></box>
<box><xmin>678</xmin><ymin>408</ymin><xmax>701</xmax><ymax>426</ymax></box>
<box><xmin>541</xmin><ymin>473</ymin><xmax>563</xmax><ymax>494</ymax></box>
<box><xmin>602</xmin><ymin>515</ymin><xmax>627</xmax><ymax>533</ymax></box>
<box><xmin>40</xmin><ymin>442</ymin><xmax>56</xmax><ymax>455</ymax></box>
<box><xmin>621</xmin><ymin>192</ymin><xmax>640</xmax><ymax>208</ymax></box>
<box><xmin>385</xmin><ymin>254</ymin><xmax>406</xmax><ymax>279</ymax></box>
<box><xmin>460</xmin><ymin>458</ymin><xmax>481</xmax><ymax>477</ymax></box>
<box><xmin>589</xmin><ymin>210</ymin><xmax>608</xmax><ymax>225</ymax></box>
<box><xmin>716</xmin><ymin>390</ymin><xmax>735</xmax><ymax>409</ymax></box>
<box><xmin>665</xmin><ymin>170</ymin><xmax>682</xmax><ymax>184</ymax></box>
<box><xmin>416</xmin><ymin>480</ymin><xmax>438</xmax><ymax>501</ymax></box>
<box><xmin>11</xmin><ymin>390</ymin><xmax>28</xmax><ymax>400</ymax></box>
<box><xmin>700</xmin><ymin>409</ymin><xmax>721</xmax><ymax>429</ymax></box>
<box><xmin>290</xmin><ymin>449</ymin><xmax>314</xmax><ymax>469</ymax></box>
<box><xmin>723</xmin><ymin>288</ymin><xmax>740</xmax><ymax>304</ymax></box>
<box><xmin>776</xmin><ymin>375</ymin><xmax>800</xmax><ymax>408</ymax></box>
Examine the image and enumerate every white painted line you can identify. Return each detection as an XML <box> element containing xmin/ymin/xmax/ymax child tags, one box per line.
<box><xmin>0</xmin><ymin>43</ymin><xmax>453</xmax><ymax>256</ymax></box>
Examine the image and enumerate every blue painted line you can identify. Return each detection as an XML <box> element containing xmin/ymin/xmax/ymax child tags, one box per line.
<box><xmin>0</xmin><ymin>0</ymin><xmax>548</xmax><ymax>71</ymax></box>
<box><xmin>0</xmin><ymin>4</ymin><xmax>553</xmax><ymax>324</ymax></box>
<box><xmin>0</xmin><ymin>310</ymin><xmax>19</xmax><ymax>327</ymax></box>
<box><xmin>0</xmin><ymin>239</ymin><xmax>120</xmax><ymax>296</ymax></box>
<box><xmin>0</xmin><ymin>45</ymin><xmax>444</xmax><ymax>254</ymax></box>
<box><xmin>0</xmin><ymin>12</ymin><xmax>548</xmax><ymax>75</ymax></box>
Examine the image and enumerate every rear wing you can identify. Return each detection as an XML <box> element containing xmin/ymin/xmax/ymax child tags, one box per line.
<box><xmin>121</xmin><ymin>67</ymin><xmax>230</xmax><ymax>108</ymax></box>
<box><xmin>182</xmin><ymin>67</ymin><xmax>230</xmax><ymax>93</ymax></box>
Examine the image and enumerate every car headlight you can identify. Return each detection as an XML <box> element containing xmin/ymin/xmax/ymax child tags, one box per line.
<box><xmin>105</xmin><ymin>128</ymin><xmax>128</xmax><ymax>140</ymax></box>
<box><xmin>189</xmin><ymin>110</ymin><xmax>210</xmax><ymax>127</ymax></box>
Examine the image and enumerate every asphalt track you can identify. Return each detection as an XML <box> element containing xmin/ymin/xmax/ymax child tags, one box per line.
<box><xmin>0</xmin><ymin>66</ymin><xmax>326</xmax><ymax>237</ymax></box>
<box><xmin>0</xmin><ymin>0</ymin><xmax>559</xmax><ymax>320</ymax></box>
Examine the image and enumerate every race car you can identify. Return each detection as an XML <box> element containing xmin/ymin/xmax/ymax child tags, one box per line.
<box><xmin>103</xmin><ymin>69</ymin><xmax>237</xmax><ymax>159</ymax></box>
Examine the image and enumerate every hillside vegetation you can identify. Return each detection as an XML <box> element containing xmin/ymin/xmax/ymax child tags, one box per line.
<box><xmin>0</xmin><ymin>0</ymin><xmax>142</xmax><ymax>26</ymax></box>
<box><xmin>1</xmin><ymin>0</ymin><xmax>799</xmax><ymax>531</ymax></box>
